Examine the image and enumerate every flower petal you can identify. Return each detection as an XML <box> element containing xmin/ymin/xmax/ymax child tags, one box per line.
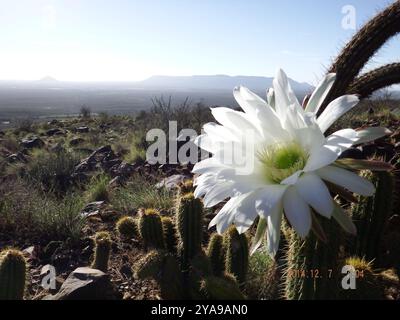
<box><xmin>266</xmin><ymin>88</ymin><xmax>275</xmax><ymax>109</ymax></box>
<box><xmin>317</xmin><ymin>165</ymin><xmax>375</xmax><ymax>196</ymax></box>
<box><xmin>305</xmin><ymin>73</ymin><xmax>336</xmax><ymax>114</ymax></box>
<box><xmin>211</xmin><ymin>107</ymin><xmax>261</xmax><ymax>137</ymax></box>
<box><xmin>254</xmin><ymin>185</ymin><xmax>288</xmax><ymax>218</ymax></box>
<box><xmin>273</xmin><ymin>69</ymin><xmax>302</xmax><ymax>120</ymax></box>
<box><xmin>233</xmin><ymin>86</ymin><xmax>286</xmax><ymax>139</ymax></box>
<box><xmin>203</xmin><ymin>181</ymin><xmax>235</xmax><ymax>208</ymax></box>
<box><xmin>304</xmin><ymin>129</ymin><xmax>358</xmax><ymax>172</ymax></box>
<box><xmin>332</xmin><ymin>203</ymin><xmax>357</xmax><ymax>235</ymax></box>
<box><xmin>266</xmin><ymin>203</ymin><xmax>283</xmax><ymax>257</ymax></box>
<box><xmin>317</xmin><ymin>95</ymin><xmax>359</xmax><ymax>133</ymax></box>
<box><xmin>296</xmin><ymin>173</ymin><xmax>334</xmax><ymax>218</ymax></box>
<box><xmin>209</xmin><ymin>193</ymin><xmax>250</xmax><ymax>234</ymax></box>
<box><xmin>355</xmin><ymin>127</ymin><xmax>392</xmax><ymax>145</ymax></box>
<box><xmin>283</xmin><ymin>186</ymin><xmax>312</xmax><ymax>238</ymax></box>
<box><xmin>250</xmin><ymin>218</ymin><xmax>267</xmax><ymax>255</ymax></box>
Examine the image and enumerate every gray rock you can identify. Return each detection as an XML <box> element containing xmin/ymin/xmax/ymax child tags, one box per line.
<box><xmin>20</xmin><ymin>136</ymin><xmax>44</xmax><ymax>149</ymax></box>
<box><xmin>46</xmin><ymin>128</ymin><xmax>63</xmax><ymax>136</ymax></box>
<box><xmin>76</xmin><ymin>126</ymin><xmax>89</xmax><ymax>133</ymax></box>
<box><xmin>69</xmin><ymin>137</ymin><xmax>84</xmax><ymax>146</ymax></box>
<box><xmin>43</xmin><ymin>267</ymin><xmax>116</xmax><ymax>300</ymax></box>
<box><xmin>155</xmin><ymin>174</ymin><xmax>190</xmax><ymax>191</ymax></box>
<box><xmin>81</xmin><ymin>201</ymin><xmax>105</xmax><ymax>218</ymax></box>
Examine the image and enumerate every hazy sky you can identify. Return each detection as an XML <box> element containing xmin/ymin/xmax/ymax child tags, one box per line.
<box><xmin>0</xmin><ymin>0</ymin><xmax>399</xmax><ymax>83</ymax></box>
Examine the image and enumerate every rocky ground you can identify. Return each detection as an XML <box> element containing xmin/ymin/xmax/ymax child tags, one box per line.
<box><xmin>0</xmin><ymin>102</ymin><xmax>400</xmax><ymax>300</ymax></box>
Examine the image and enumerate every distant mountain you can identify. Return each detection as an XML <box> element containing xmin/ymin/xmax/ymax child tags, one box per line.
<box><xmin>39</xmin><ymin>76</ymin><xmax>58</xmax><ymax>82</ymax></box>
<box><xmin>138</xmin><ymin>75</ymin><xmax>313</xmax><ymax>95</ymax></box>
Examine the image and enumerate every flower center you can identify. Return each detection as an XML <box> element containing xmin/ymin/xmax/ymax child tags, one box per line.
<box><xmin>257</xmin><ymin>142</ymin><xmax>307</xmax><ymax>183</ymax></box>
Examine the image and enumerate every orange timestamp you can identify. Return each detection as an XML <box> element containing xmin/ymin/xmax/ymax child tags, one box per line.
<box><xmin>286</xmin><ymin>268</ymin><xmax>366</xmax><ymax>279</ymax></box>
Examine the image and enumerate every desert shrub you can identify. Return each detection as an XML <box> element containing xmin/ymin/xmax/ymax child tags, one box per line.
<box><xmin>110</xmin><ymin>174</ymin><xmax>173</xmax><ymax>213</ymax></box>
<box><xmin>0</xmin><ymin>179</ymin><xmax>84</xmax><ymax>242</ymax></box>
<box><xmin>80</xmin><ymin>105</ymin><xmax>91</xmax><ymax>118</ymax></box>
<box><xmin>132</xmin><ymin>97</ymin><xmax>213</xmax><ymax>151</ymax></box>
<box><xmin>86</xmin><ymin>174</ymin><xmax>110</xmax><ymax>202</ymax></box>
<box><xmin>14</xmin><ymin>118</ymin><xmax>34</xmax><ymax>134</ymax></box>
<box><xmin>22</xmin><ymin>149</ymin><xmax>80</xmax><ymax>194</ymax></box>
<box><xmin>0</xmin><ymin>135</ymin><xmax>19</xmax><ymax>152</ymax></box>
<box><xmin>124</xmin><ymin>134</ymin><xmax>146</xmax><ymax>163</ymax></box>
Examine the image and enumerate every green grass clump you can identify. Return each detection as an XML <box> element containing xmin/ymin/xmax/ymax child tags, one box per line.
<box><xmin>110</xmin><ymin>174</ymin><xmax>173</xmax><ymax>213</ymax></box>
<box><xmin>87</xmin><ymin>175</ymin><xmax>110</xmax><ymax>202</ymax></box>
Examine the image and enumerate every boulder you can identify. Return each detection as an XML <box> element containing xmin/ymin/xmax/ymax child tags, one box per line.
<box><xmin>69</xmin><ymin>137</ymin><xmax>84</xmax><ymax>146</ymax></box>
<box><xmin>43</xmin><ymin>267</ymin><xmax>117</xmax><ymax>300</ymax></box>
<box><xmin>46</xmin><ymin>128</ymin><xmax>63</xmax><ymax>136</ymax></box>
<box><xmin>76</xmin><ymin>126</ymin><xmax>89</xmax><ymax>133</ymax></box>
<box><xmin>20</xmin><ymin>136</ymin><xmax>44</xmax><ymax>149</ymax></box>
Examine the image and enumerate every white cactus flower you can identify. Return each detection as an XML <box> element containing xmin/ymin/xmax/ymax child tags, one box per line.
<box><xmin>192</xmin><ymin>69</ymin><xmax>391</xmax><ymax>257</ymax></box>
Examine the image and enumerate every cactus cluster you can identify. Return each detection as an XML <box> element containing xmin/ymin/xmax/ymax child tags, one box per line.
<box><xmin>0</xmin><ymin>249</ymin><xmax>27</xmax><ymax>300</ymax></box>
<box><xmin>91</xmin><ymin>231</ymin><xmax>112</xmax><ymax>272</ymax></box>
<box><xmin>133</xmin><ymin>187</ymin><xmax>250</xmax><ymax>300</ymax></box>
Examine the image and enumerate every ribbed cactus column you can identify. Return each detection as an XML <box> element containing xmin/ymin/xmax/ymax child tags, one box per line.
<box><xmin>0</xmin><ymin>249</ymin><xmax>27</xmax><ymax>300</ymax></box>
<box><xmin>351</xmin><ymin>171</ymin><xmax>394</xmax><ymax>263</ymax></box>
<box><xmin>176</xmin><ymin>192</ymin><xmax>204</xmax><ymax>269</ymax></box>
<box><xmin>162</xmin><ymin>217</ymin><xmax>178</xmax><ymax>254</ymax></box>
<box><xmin>91</xmin><ymin>231</ymin><xmax>112</xmax><ymax>272</ymax></box>
<box><xmin>139</xmin><ymin>209</ymin><xmax>165</xmax><ymax>250</ymax></box>
<box><xmin>284</xmin><ymin>217</ymin><xmax>343</xmax><ymax>300</ymax></box>
<box><xmin>207</xmin><ymin>233</ymin><xmax>225</xmax><ymax>277</ymax></box>
<box><xmin>224</xmin><ymin>226</ymin><xmax>249</xmax><ymax>285</ymax></box>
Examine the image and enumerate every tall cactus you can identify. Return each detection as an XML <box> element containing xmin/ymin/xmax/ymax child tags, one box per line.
<box><xmin>224</xmin><ymin>226</ymin><xmax>249</xmax><ymax>285</ymax></box>
<box><xmin>207</xmin><ymin>233</ymin><xmax>225</xmax><ymax>276</ymax></box>
<box><xmin>138</xmin><ymin>209</ymin><xmax>165</xmax><ymax>250</ymax></box>
<box><xmin>162</xmin><ymin>216</ymin><xmax>178</xmax><ymax>254</ymax></box>
<box><xmin>319</xmin><ymin>1</ymin><xmax>400</xmax><ymax>113</ymax></box>
<box><xmin>0</xmin><ymin>249</ymin><xmax>27</xmax><ymax>300</ymax></box>
<box><xmin>350</xmin><ymin>170</ymin><xmax>394</xmax><ymax>263</ymax></box>
<box><xmin>91</xmin><ymin>231</ymin><xmax>112</xmax><ymax>272</ymax></box>
<box><xmin>176</xmin><ymin>192</ymin><xmax>204</xmax><ymax>269</ymax></box>
<box><xmin>284</xmin><ymin>218</ymin><xmax>343</xmax><ymax>300</ymax></box>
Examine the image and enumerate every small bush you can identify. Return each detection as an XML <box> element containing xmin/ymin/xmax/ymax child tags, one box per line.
<box><xmin>110</xmin><ymin>174</ymin><xmax>173</xmax><ymax>213</ymax></box>
<box><xmin>87</xmin><ymin>175</ymin><xmax>110</xmax><ymax>202</ymax></box>
<box><xmin>0</xmin><ymin>179</ymin><xmax>84</xmax><ymax>242</ymax></box>
<box><xmin>23</xmin><ymin>149</ymin><xmax>80</xmax><ymax>194</ymax></box>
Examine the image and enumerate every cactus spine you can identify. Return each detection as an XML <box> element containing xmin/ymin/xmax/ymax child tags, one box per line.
<box><xmin>176</xmin><ymin>192</ymin><xmax>204</xmax><ymax>268</ymax></box>
<box><xmin>139</xmin><ymin>209</ymin><xmax>165</xmax><ymax>250</ymax></box>
<box><xmin>162</xmin><ymin>217</ymin><xmax>178</xmax><ymax>254</ymax></box>
<box><xmin>351</xmin><ymin>171</ymin><xmax>394</xmax><ymax>263</ymax></box>
<box><xmin>91</xmin><ymin>231</ymin><xmax>112</xmax><ymax>272</ymax></box>
<box><xmin>224</xmin><ymin>226</ymin><xmax>249</xmax><ymax>284</ymax></box>
<box><xmin>0</xmin><ymin>249</ymin><xmax>27</xmax><ymax>300</ymax></box>
<box><xmin>207</xmin><ymin>233</ymin><xmax>225</xmax><ymax>276</ymax></box>
<box><xmin>284</xmin><ymin>218</ymin><xmax>342</xmax><ymax>300</ymax></box>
